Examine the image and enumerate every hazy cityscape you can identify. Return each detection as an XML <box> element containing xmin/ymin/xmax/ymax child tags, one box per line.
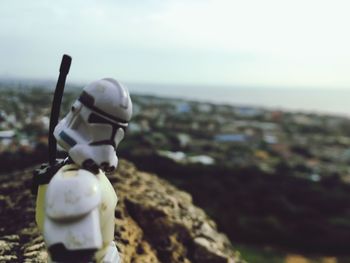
<box><xmin>2</xmin><ymin>81</ymin><xmax>350</xmax><ymax>183</ymax></box>
<box><xmin>1</xmin><ymin>81</ymin><xmax>350</xmax><ymax>262</ymax></box>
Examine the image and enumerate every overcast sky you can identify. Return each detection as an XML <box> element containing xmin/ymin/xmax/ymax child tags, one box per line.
<box><xmin>0</xmin><ymin>0</ymin><xmax>350</xmax><ymax>88</ymax></box>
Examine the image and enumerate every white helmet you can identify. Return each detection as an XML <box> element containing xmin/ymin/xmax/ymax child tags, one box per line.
<box><xmin>54</xmin><ymin>78</ymin><xmax>132</xmax><ymax>173</ymax></box>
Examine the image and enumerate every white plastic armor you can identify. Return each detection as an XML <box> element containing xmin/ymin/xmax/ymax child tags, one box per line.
<box><xmin>44</xmin><ymin>168</ymin><xmax>102</xmax><ymax>250</ymax></box>
<box><xmin>54</xmin><ymin>78</ymin><xmax>132</xmax><ymax>172</ymax></box>
<box><xmin>35</xmin><ymin>78</ymin><xmax>132</xmax><ymax>263</ymax></box>
<box><xmin>37</xmin><ymin>164</ymin><xmax>120</xmax><ymax>262</ymax></box>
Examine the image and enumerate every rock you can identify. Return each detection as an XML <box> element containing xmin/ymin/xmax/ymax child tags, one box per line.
<box><xmin>0</xmin><ymin>160</ymin><xmax>245</xmax><ymax>262</ymax></box>
<box><xmin>0</xmin><ymin>235</ymin><xmax>20</xmax><ymax>262</ymax></box>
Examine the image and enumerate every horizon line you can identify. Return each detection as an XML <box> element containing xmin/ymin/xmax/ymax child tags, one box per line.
<box><xmin>0</xmin><ymin>75</ymin><xmax>349</xmax><ymax>91</ymax></box>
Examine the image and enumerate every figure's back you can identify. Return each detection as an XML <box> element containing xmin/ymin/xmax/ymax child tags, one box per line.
<box><xmin>36</xmin><ymin>164</ymin><xmax>119</xmax><ymax>262</ymax></box>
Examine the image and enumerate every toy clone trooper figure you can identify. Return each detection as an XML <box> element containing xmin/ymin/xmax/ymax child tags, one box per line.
<box><xmin>34</xmin><ymin>78</ymin><xmax>132</xmax><ymax>262</ymax></box>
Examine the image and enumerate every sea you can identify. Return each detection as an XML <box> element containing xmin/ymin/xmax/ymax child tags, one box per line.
<box><xmin>2</xmin><ymin>78</ymin><xmax>350</xmax><ymax>118</ymax></box>
<box><xmin>127</xmin><ymin>83</ymin><xmax>350</xmax><ymax>118</ymax></box>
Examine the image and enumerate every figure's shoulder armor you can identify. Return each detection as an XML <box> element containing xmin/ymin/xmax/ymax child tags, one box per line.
<box><xmin>45</xmin><ymin>165</ymin><xmax>101</xmax><ymax>220</ymax></box>
<box><xmin>32</xmin><ymin>158</ymin><xmax>69</xmax><ymax>195</ymax></box>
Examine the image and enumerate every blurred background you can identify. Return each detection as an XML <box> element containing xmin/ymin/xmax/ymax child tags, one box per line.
<box><xmin>1</xmin><ymin>1</ymin><xmax>350</xmax><ymax>262</ymax></box>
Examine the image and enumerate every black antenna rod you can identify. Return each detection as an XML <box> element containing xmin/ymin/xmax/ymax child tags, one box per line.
<box><xmin>48</xmin><ymin>54</ymin><xmax>72</xmax><ymax>166</ymax></box>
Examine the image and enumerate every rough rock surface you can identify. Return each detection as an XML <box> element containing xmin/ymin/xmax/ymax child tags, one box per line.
<box><xmin>0</xmin><ymin>159</ymin><xmax>244</xmax><ymax>262</ymax></box>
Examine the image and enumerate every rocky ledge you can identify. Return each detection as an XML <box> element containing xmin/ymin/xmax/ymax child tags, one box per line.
<box><xmin>0</xmin><ymin>160</ymin><xmax>244</xmax><ymax>263</ymax></box>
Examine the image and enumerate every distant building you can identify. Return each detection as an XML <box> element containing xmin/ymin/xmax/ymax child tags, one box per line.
<box><xmin>157</xmin><ymin>150</ymin><xmax>215</xmax><ymax>165</ymax></box>
<box><xmin>293</xmin><ymin>114</ymin><xmax>312</xmax><ymax>125</ymax></box>
<box><xmin>158</xmin><ymin>150</ymin><xmax>186</xmax><ymax>162</ymax></box>
<box><xmin>41</xmin><ymin>116</ymin><xmax>50</xmax><ymax>130</ymax></box>
<box><xmin>176</xmin><ymin>103</ymin><xmax>191</xmax><ymax>113</ymax></box>
<box><xmin>197</xmin><ymin>103</ymin><xmax>213</xmax><ymax>113</ymax></box>
<box><xmin>128</xmin><ymin>123</ymin><xmax>142</xmax><ymax>133</ymax></box>
<box><xmin>188</xmin><ymin>155</ymin><xmax>215</xmax><ymax>165</ymax></box>
<box><xmin>235</xmin><ymin>107</ymin><xmax>262</xmax><ymax>117</ymax></box>
<box><xmin>177</xmin><ymin>134</ymin><xmax>191</xmax><ymax>147</ymax></box>
<box><xmin>214</xmin><ymin>134</ymin><xmax>247</xmax><ymax>143</ymax></box>
<box><xmin>0</xmin><ymin>110</ymin><xmax>7</xmax><ymax>122</ymax></box>
<box><xmin>0</xmin><ymin>130</ymin><xmax>15</xmax><ymax>147</ymax></box>
<box><xmin>263</xmin><ymin>134</ymin><xmax>278</xmax><ymax>144</ymax></box>
<box><xmin>0</xmin><ymin>130</ymin><xmax>15</xmax><ymax>139</ymax></box>
<box><xmin>309</xmin><ymin>174</ymin><xmax>321</xmax><ymax>182</ymax></box>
